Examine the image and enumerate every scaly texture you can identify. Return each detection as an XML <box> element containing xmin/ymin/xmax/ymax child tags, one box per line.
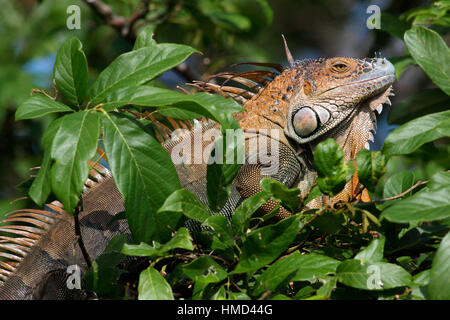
<box><xmin>0</xmin><ymin>53</ymin><xmax>395</xmax><ymax>299</ymax></box>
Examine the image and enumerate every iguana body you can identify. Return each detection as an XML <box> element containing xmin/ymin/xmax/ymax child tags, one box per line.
<box><xmin>0</xmin><ymin>54</ymin><xmax>395</xmax><ymax>299</ymax></box>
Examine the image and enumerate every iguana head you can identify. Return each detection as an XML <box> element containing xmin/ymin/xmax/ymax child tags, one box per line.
<box><xmin>197</xmin><ymin>54</ymin><xmax>395</xmax><ymax>154</ymax></box>
<box><xmin>195</xmin><ymin>52</ymin><xmax>396</xmax><ymax>205</ymax></box>
<box><xmin>283</xmin><ymin>57</ymin><xmax>395</xmax><ymax>145</ymax></box>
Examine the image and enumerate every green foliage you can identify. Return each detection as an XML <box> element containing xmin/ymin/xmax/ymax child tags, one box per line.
<box><xmin>404</xmin><ymin>26</ymin><xmax>450</xmax><ymax>95</ymax></box>
<box><xmin>8</xmin><ymin>1</ymin><xmax>450</xmax><ymax>301</ymax></box>
<box><xmin>383</xmin><ymin>110</ymin><xmax>450</xmax><ymax>156</ymax></box>
<box><xmin>138</xmin><ymin>267</ymin><xmax>174</xmax><ymax>300</ymax></box>
<box><xmin>50</xmin><ymin>111</ymin><xmax>99</xmax><ymax>214</ymax></box>
<box><xmin>314</xmin><ymin>138</ymin><xmax>353</xmax><ymax>196</ymax></box>
<box><xmin>53</xmin><ymin>37</ymin><xmax>89</xmax><ymax>108</ymax></box>
<box><xmin>15</xmin><ymin>94</ymin><xmax>73</xmax><ymax>120</ymax></box>
<box><xmin>102</xmin><ymin>112</ymin><xmax>180</xmax><ymax>243</ymax></box>
<box><xmin>429</xmin><ymin>231</ymin><xmax>450</xmax><ymax>299</ymax></box>
<box><xmin>89</xmin><ymin>44</ymin><xmax>199</xmax><ymax>104</ymax></box>
<box><xmin>381</xmin><ymin>180</ymin><xmax>450</xmax><ymax>223</ymax></box>
<box><xmin>260</xmin><ymin>178</ymin><xmax>300</xmax><ymax>212</ymax></box>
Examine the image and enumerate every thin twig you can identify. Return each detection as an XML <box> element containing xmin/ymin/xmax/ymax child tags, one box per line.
<box><xmin>74</xmin><ymin>206</ymin><xmax>92</xmax><ymax>268</ymax></box>
<box><xmin>381</xmin><ymin>180</ymin><xmax>427</xmax><ymax>201</ymax></box>
<box><xmin>362</xmin><ymin>180</ymin><xmax>428</xmax><ymax>205</ymax></box>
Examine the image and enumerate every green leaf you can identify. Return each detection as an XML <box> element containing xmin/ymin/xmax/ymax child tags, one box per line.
<box><xmin>53</xmin><ymin>37</ymin><xmax>89</xmax><ymax>107</ymax></box>
<box><xmin>228</xmin><ymin>291</ymin><xmax>251</xmax><ymax>300</ymax></box>
<box><xmin>157</xmin><ymin>189</ymin><xmax>211</xmax><ymax>223</ymax></box>
<box><xmin>182</xmin><ymin>256</ymin><xmax>227</xmax><ymax>284</ymax></box>
<box><xmin>90</xmin><ymin>44</ymin><xmax>199</xmax><ymax>104</ymax></box>
<box><xmin>84</xmin><ymin>235</ymin><xmax>127</xmax><ymax>299</ymax></box>
<box><xmin>50</xmin><ymin>111</ymin><xmax>99</xmax><ymax>213</ymax></box>
<box><xmin>133</xmin><ymin>25</ymin><xmax>157</xmax><ymax>50</ymax></box>
<box><xmin>403</xmin><ymin>2</ymin><xmax>450</xmax><ymax>26</ymax></box>
<box><xmin>404</xmin><ymin>26</ymin><xmax>450</xmax><ymax>95</ymax></box>
<box><xmin>380</xmin><ymin>13</ymin><xmax>410</xmax><ymax>38</ymax></box>
<box><xmin>337</xmin><ymin>260</ymin><xmax>411</xmax><ymax>290</ymax></box>
<box><xmin>388</xmin><ymin>88</ymin><xmax>450</xmax><ymax>125</ymax></box>
<box><xmin>231</xmin><ymin>214</ymin><xmax>302</xmax><ymax>274</ymax></box>
<box><xmin>290</xmin><ymin>253</ymin><xmax>341</xmax><ymax>282</ymax></box>
<box><xmin>252</xmin><ymin>252</ymin><xmax>301</xmax><ymax>297</ymax></box>
<box><xmin>383</xmin><ymin>171</ymin><xmax>415</xmax><ymax>199</ymax></box>
<box><xmin>122</xmin><ymin>227</ymin><xmax>194</xmax><ymax>258</ymax></box>
<box><xmin>204</xmin><ymin>11</ymin><xmax>251</xmax><ymax>32</ymax></box>
<box><xmin>316</xmin><ymin>276</ymin><xmax>338</xmax><ymax>298</ymax></box>
<box><xmin>383</xmin><ymin>110</ymin><xmax>450</xmax><ymax>156</ymax></box>
<box><xmin>428</xmin><ymin>170</ymin><xmax>450</xmax><ymax>191</ymax></box>
<box><xmin>232</xmin><ymin>191</ymin><xmax>271</xmax><ymax>235</ymax></box>
<box><xmin>381</xmin><ymin>187</ymin><xmax>450</xmax><ymax>223</ymax></box>
<box><xmin>303</xmin><ymin>185</ymin><xmax>323</xmax><ymax>206</ymax></box>
<box><xmin>253</xmin><ymin>252</ymin><xmax>339</xmax><ymax>297</ymax></box>
<box><xmin>102</xmin><ymin>113</ymin><xmax>180</xmax><ymax>242</ymax></box>
<box><xmin>310</xmin><ymin>210</ymin><xmax>345</xmax><ymax>234</ymax></box>
<box><xmin>260</xmin><ymin>178</ymin><xmax>300</xmax><ymax>212</ymax></box>
<box><xmin>254</xmin><ymin>0</ymin><xmax>273</xmax><ymax>25</ymax></box>
<box><xmin>314</xmin><ymin>138</ymin><xmax>348</xmax><ymax>196</ymax></box>
<box><xmin>121</xmin><ymin>242</ymin><xmax>160</xmax><ymax>257</ymax></box>
<box><xmin>101</xmin><ymin>86</ymin><xmax>244</xmax><ymax>125</ymax></box>
<box><xmin>28</xmin><ymin>117</ymin><xmax>63</xmax><ymax>206</ymax></box>
<box><xmin>354</xmin><ymin>236</ymin><xmax>385</xmax><ymax>263</ymax></box>
<box><xmin>138</xmin><ymin>267</ymin><xmax>174</xmax><ymax>300</ymax></box>
<box><xmin>356</xmin><ymin>150</ymin><xmax>386</xmax><ymax>192</ymax></box>
<box><xmin>203</xmin><ymin>215</ymin><xmax>234</xmax><ymax>248</ymax></box>
<box><xmin>412</xmin><ymin>269</ymin><xmax>430</xmax><ymax>287</ymax></box>
<box><xmin>15</xmin><ymin>94</ymin><xmax>73</xmax><ymax>120</ymax></box>
<box><xmin>428</xmin><ymin>231</ymin><xmax>450</xmax><ymax>299</ymax></box>
<box><xmin>157</xmin><ymin>107</ymin><xmax>202</xmax><ymax>120</ymax></box>
<box><xmin>157</xmin><ymin>227</ymin><xmax>194</xmax><ymax>252</ymax></box>
<box><xmin>390</xmin><ymin>55</ymin><xmax>414</xmax><ymax>80</ymax></box>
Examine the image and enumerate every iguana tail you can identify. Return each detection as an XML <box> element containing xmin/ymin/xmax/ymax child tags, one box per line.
<box><xmin>0</xmin><ymin>163</ymin><xmax>128</xmax><ymax>299</ymax></box>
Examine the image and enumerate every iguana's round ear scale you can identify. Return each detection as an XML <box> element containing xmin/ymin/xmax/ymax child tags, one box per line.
<box><xmin>292</xmin><ymin>107</ymin><xmax>318</xmax><ymax>137</ymax></box>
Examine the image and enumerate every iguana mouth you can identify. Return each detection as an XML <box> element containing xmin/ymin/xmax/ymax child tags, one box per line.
<box><xmin>360</xmin><ymin>85</ymin><xmax>395</xmax><ymax>149</ymax></box>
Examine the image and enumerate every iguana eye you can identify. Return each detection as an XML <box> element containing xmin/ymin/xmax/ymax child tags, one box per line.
<box><xmin>292</xmin><ymin>107</ymin><xmax>318</xmax><ymax>138</ymax></box>
<box><xmin>332</xmin><ymin>63</ymin><xmax>348</xmax><ymax>72</ymax></box>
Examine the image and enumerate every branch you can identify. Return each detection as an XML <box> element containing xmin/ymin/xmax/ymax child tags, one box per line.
<box><xmin>364</xmin><ymin>178</ymin><xmax>430</xmax><ymax>205</ymax></box>
<box><xmin>380</xmin><ymin>180</ymin><xmax>427</xmax><ymax>202</ymax></box>
<box><xmin>355</xmin><ymin>169</ymin><xmax>449</xmax><ymax>205</ymax></box>
<box><xmin>84</xmin><ymin>0</ymin><xmax>198</xmax><ymax>82</ymax></box>
<box><xmin>85</xmin><ymin>0</ymin><xmax>128</xmax><ymax>37</ymax></box>
<box><xmin>74</xmin><ymin>206</ymin><xmax>92</xmax><ymax>268</ymax></box>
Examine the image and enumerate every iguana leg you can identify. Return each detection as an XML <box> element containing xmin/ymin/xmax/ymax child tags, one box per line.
<box><xmin>234</xmin><ymin>136</ymin><xmax>302</xmax><ymax>219</ymax></box>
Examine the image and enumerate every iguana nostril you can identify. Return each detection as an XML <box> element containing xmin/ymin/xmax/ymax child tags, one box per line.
<box><xmin>292</xmin><ymin>107</ymin><xmax>318</xmax><ymax>137</ymax></box>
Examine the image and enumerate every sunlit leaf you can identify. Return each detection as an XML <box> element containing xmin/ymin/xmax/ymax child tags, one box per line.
<box><xmin>50</xmin><ymin>111</ymin><xmax>99</xmax><ymax>213</ymax></box>
<box><xmin>15</xmin><ymin>94</ymin><xmax>73</xmax><ymax>120</ymax></box>
<box><xmin>102</xmin><ymin>113</ymin><xmax>180</xmax><ymax>242</ymax></box>
<box><xmin>53</xmin><ymin>37</ymin><xmax>89</xmax><ymax>107</ymax></box>
<box><xmin>138</xmin><ymin>267</ymin><xmax>174</xmax><ymax>300</ymax></box>
<box><xmin>404</xmin><ymin>26</ymin><xmax>450</xmax><ymax>95</ymax></box>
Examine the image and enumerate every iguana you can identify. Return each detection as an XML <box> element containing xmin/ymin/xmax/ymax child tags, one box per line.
<box><xmin>0</xmin><ymin>43</ymin><xmax>395</xmax><ymax>299</ymax></box>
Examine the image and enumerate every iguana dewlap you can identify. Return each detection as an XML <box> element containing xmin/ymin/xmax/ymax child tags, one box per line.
<box><xmin>0</xmin><ymin>55</ymin><xmax>395</xmax><ymax>299</ymax></box>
